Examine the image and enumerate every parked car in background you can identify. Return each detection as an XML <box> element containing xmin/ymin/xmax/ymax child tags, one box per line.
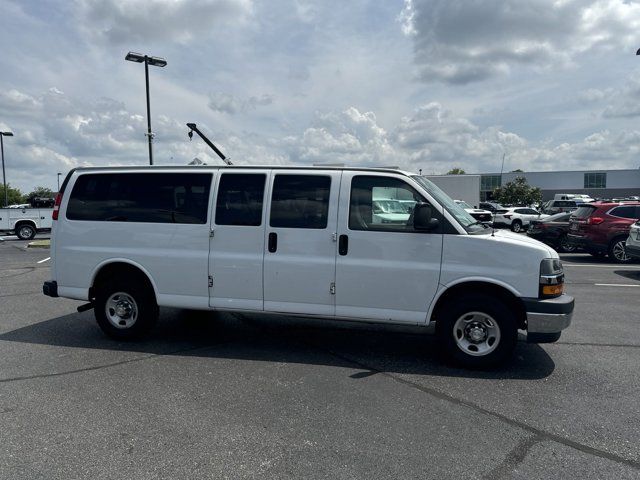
<box><xmin>372</xmin><ymin>198</ymin><xmax>411</xmax><ymax>224</ymax></box>
<box><xmin>554</xmin><ymin>194</ymin><xmax>595</xmax><ymax>203</ymax></box>
<box><xmin>625</xmin><ymin>220</ymin><xmax>640</xmax><ymax>261</ymax></box>
<box><xmin>453</xmin><ymin>200</ymin><xmax>493</xmax><ymax>224</ymax></box>
<box><xmin>527</xmin><ymin>212</ymin><xmax>576</xmax><ymax>253</ymax></box>
<box><xmin>479</xmin><ymin>201</ymin><xmax>506</xmax><ymax>214</ymax></box>
<box><xmin>542</xmin><ymin>200</ymin><xmax>579</xmax><ymax>215</ymax></box>
<box><xmin>567</xmin><ymin>202</ymin><xmax>640</xmax><ymax>263</ymax></box>
<box><xmin>0</xmin><ymin>206</ymin><xmax>53</xmax><ymax>239</ymax></box>
<box><xmin>493</xmin><ymin>207</ymin><xmax>548</xmax><ymax>233</ymax></box>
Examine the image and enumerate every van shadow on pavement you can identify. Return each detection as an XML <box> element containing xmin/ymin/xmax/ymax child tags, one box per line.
<box><xmin>0</xmin><ymin>308</ymin><xmax>556</xmax><ymax>380</ymax></box>
<box><xmin>614</xmin><ymin>269</ymin><xmax>640</xmax><ymax>282</ymax></box>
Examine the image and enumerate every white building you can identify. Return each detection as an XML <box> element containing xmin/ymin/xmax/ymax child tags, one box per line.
<box><xmin>478</xmin><ymin>168</ymin><xmax>640</xmax><ymax>201</ymax></box>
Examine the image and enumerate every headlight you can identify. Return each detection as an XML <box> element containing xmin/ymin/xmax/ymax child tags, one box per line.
<box><xmin>539</xmin><ymin>258</ymin><xmax>564</xmax><ymax>298</ymax></box>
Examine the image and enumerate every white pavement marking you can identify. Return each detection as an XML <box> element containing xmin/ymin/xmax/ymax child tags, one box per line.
<box><xmin>563</xmin><ymin>263</ymin><xmax>639</xmax><ymax>269</ymax></box>
<box><xmin>37</xmin><ymin>257</ymin><xmax>51</xmax><ymax>264</ymax></box>
<box><xmin>594</xmin><ymin>283</ymin><xmax>640</xmax><ymax>287</ymax></box>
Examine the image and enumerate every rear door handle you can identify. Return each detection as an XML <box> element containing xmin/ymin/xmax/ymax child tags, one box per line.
<box><xmin>268</xmin><ymin>232</ymin><xmax>278</xmax><ymax>253</ymax></box>
<box><xmin>338</xmin><ymin>234</ymin><xmax>348</xmax><ymax>256</ymax></box>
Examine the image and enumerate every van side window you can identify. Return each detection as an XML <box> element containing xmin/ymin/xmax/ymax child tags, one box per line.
<box><xmin>270</xmin><ymin>175</ymin><xmax>330</xmax><ymax>229</ymax></box>
<box><xmin>215</xmin><ymin>174</ymin><xmax>266</xmax><ymax>226</ymax></box>
<box><xmin>66</xmin><ymin>173</ymin><xmax>212</xmax><ymax>224</ymax></box>
<box><xmin>349</xmin><ymin>175</ymin><xmax>445</xmax><ymax>233</ymax></box>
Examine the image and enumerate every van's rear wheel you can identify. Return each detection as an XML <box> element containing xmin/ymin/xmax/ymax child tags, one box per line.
<box><xmin>94</xmin><ymin>278</ymin><xmax>158</xmax><ymax>339</ymax></box>
<box><xmin>436</xmin><ymin>295</ymin><xmax>517</xmax><ymax>368</ymax></box>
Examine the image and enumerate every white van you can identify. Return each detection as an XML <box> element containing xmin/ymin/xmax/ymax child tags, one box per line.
<box><xmin>43</xmin><ymin>166</ymin><xmax>574</xmax><ymax>367</ymax></box>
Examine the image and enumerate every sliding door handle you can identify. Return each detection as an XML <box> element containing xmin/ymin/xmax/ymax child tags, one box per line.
<box><xmin>268</xmin><ymin>232</ymin><xmax>278</xmax><ymax>253</ymax></box>
<box><xmin>338</xmin><ymin>234</ymin><xmax>348</xmax><ymax>256</ymax></box>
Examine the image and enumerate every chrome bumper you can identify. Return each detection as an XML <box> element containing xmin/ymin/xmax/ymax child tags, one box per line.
<box><xmin>527</xmin><ymin>310</ymin><xmax>573</xmax><ymax>333</ymax></box>
<box><xmin>523</xmin><ymin>295</ymin><xmax>574</xmax><ymax>343</ymax></box>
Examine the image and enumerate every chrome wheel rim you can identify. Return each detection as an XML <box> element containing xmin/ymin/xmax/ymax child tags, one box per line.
<box><xmin>19</xmin><ymin>226</ymin><xmax>33</xmax><ymax>238</ymax></box>
<box><xmin>453</xmin><ymin>311</ymin><xmax>501</xmax><ymax>357</ymax></box>
<box><xmin>613</xmin><ymin>241</ymin><xmax>629</xmax><ymax>262</ymax></box>
<box><xmin>105</xmin><ymin>292</ymin><xmax>138</xmax><ymax>329</ymax></box>
<box><xmin>512</xmin><ymin>223</ymin><xmax>521</xmax><ymax>232</ymax></box>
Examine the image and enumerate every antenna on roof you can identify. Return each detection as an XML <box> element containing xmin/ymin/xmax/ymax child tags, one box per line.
<box><xmin>186</xmin><ymin>123</ymin><xmax>232</xmax><ymax>166</ymax></box>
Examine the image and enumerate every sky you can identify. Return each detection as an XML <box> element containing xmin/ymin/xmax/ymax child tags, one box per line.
<box><xmin>2</xmin><ymin>0</ymin><xmax>640</xmax><ymax>193</ymax></box>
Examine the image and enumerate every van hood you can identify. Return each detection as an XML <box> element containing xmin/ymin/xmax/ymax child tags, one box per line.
<box><xmin>488</xmin><ymin>229</ymin><xmax>558</xmax><ymax>258</ymax></box>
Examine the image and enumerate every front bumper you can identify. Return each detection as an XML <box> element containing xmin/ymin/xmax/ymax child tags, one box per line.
<box><xmin>625</xmin><ymin>242</ymin><xmax>640</xmax><ymax>260</ymax></box>
<box><xmin>523</xmin><ymin>295</ymin><xmax>574</xmax><ymax>343</ymax></box>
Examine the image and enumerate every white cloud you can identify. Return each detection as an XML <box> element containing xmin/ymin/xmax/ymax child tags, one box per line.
<box><xmin>402</xmin><ymin>0</ymin><xmax>640</xmax><ymax>84</ymax></box>
<box><xmin>74</xmin><ymin>0</ymin><xmax>253</xmax><ymax>44</ymax></box>
<box><xmin>208</xmin><ymin>92</ymin><xmax>274</xmax><ymax>115</ymax></box>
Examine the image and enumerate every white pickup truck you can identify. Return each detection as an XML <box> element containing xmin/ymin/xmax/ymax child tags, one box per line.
<box><xmin>0</xmin><ymin>207</ymin><xmax>53</xmax><ymax>240</ymax></box>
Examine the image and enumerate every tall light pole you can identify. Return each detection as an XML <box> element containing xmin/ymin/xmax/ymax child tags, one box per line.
<box><xmin>125</xmin><ymin>52</ymin><xmax>167</xmax><ymax>165</ymax></box>
<box><xmin>57</xmin><ymin>172</ymin><xmax>62</xmax><ymax>191</ymax></box>
<box><xmin>0</xmin><ymin>131</ymin><xmax>14</xmax><ymax>208</ymax></box>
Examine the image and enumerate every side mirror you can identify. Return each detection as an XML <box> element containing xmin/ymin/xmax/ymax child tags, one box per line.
<box><xmin>414</xmin><ymin>203</ymin><xmax>440</xmax><ymax>231</ymax></box>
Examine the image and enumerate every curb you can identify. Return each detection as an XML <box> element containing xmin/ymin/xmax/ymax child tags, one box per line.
<box><xmin>27</xmin><ymin>240</ymin><xmax>51</xmax><ymax>249</ymax></box>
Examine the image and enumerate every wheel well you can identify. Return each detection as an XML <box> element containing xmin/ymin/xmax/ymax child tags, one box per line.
<box><xmin>430</xmin><ymin>282</ymin><xmax>527</xmax><ymax>330</ymax></box>
<box><xmin>90</xmin><ymin>262</ymin><xmax>155</xmax><ymax>301</ymax></box>
<box><xmin>609</xmin><ymin>235</ymin><xmax>627</xmax><ymax>247</ymax></box>
<box><xmin>14</xmin><ymin>220</ymin><xmax>36</xmax><ymax>229</ymax></box>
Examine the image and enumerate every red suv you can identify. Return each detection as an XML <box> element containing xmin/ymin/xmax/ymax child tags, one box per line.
<box><xmin>567</xmin><ymin>202</ymin><xmax>640</xmax><ymax>263</ymax></box>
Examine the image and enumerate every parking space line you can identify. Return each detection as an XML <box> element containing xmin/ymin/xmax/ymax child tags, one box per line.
<box><xmin>563</xmin><ymin>264</ymin><xmax>638</xmax><ymax>269</ymax></box>
<box><xmin>37</xmin><ymin>257</ymin><xmax>50</xmax><ymax>264</ymax></box>
<box><xmin>594</xmin><ymin>283</ymin><xmax>640</xmax><ymax>287</ymax></box>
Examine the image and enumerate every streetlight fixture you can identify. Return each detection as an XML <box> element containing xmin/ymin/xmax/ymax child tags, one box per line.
<box><xmin>125</xmin><ymin>51</ymin><xmax>167</xmax><ymax>165</ymax></box>
<box><xmin>0</xmin><ymin>131</ymin><xmax>14</xmax><ymax>208</ymax></box>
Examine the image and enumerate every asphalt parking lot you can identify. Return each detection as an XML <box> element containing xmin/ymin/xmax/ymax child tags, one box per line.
<box><xmin>1</xmin><ymin>236</ymin><xmax>639</xmax><ymax>479</ymax></box>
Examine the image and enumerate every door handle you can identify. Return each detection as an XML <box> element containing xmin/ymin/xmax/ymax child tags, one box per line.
<box><xmin>338</xmin><ymin>234</ymin><xmax>348</xmax><ymax>256</ymax></box>
<box><xmin>268</xmin><ymin>232</ymin><xmax>278</xmax><ymax>253</ymax></box>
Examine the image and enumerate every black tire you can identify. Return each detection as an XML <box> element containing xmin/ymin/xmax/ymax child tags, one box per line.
<box><xmin>511</xmin><ymin>220</ymin><xmax>523</xmax><ymax>233</ymax></box>
<box><xmin>435</xmin><ymin>294</ymin><xmax>518</xmax><ymax>369</ymax></box>
<box><xmin>608</xmin><ymin>237</ymin><xmax>631</xmax><ymax>264</ymax></box>
<box><xmin>94</xmin><ymin>277</ymin><xmax>159</xmax><ymax>340</ymax></box>
<box><xmin>16</xmin><ymin>224</ymin><xmax>36</xmax><ymax>240</ymax></box>
<box><xmin>559</xmin><ymin>234</ymin><xmax>576</xmax><ymax>253</ymax></box>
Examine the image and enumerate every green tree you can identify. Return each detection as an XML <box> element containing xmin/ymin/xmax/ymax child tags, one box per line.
<box><xmin>493</xmin><ymin>176</ymin><xmax>542</xmax><ymax>206</ymax></box>
<box><xmin>446</xmin><ymin>167</ymin><xmax>466</xmax><ymax>175</ymax></box>
<box><xmin>26</xmin><ymin>186</ymin><xmax>55</xmax><ymax>204</ymax></box>
<box><xmin>0</xmin><ymin>183</ymin><xmax>25</xmax><ymax>207</ymax></box>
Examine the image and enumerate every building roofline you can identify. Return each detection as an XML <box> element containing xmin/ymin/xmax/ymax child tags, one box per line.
<box><xmin>479</xmin><ymin>168</ymin><xmax>640</xmax><ymax>176</ymax></box>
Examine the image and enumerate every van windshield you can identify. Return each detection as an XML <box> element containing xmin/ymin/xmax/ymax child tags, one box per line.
<box><xmin>412</xmin><ymin>176</ymin><xmax>487</xmax><ymax>233</ymax></box>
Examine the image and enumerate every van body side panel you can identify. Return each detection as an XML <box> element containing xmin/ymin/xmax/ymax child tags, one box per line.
<box><xmin>439</xmin><ymin>234</ymin><xmax>546</xmax><ymax>299</ymax></box>
<box><xmin>335</xmin><ymin>172</ymin><xmax>444</xmax><ymax>324</ymax></box>
<box><xmin>209</xmin><ymin>170</ymin><xmax>268</xmax><ymax>311</ymax></box>
<box><xmin>263</xmin><ymin>170</ymin><xmax>341</xmax><ymax>316</ymax></box>
<box><xmin>55</xmin><ymin>171</ymin><xmax>214</xmax><ymax>307</ymax></box>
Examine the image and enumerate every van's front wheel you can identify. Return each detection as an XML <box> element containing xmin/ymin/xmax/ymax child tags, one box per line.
<box><xmin>94</xmin><ymin>279</ymin><xmax>158</xmax><ymax>340</ymax></box>
<box><xmin>436</xmin><ymin>295</ymin><xmax>517</xmax><ymax>368</ymax></box>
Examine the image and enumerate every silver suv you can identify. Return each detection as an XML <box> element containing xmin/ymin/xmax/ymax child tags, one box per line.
<box><xmin>626</xmin><ymin>220</ymin><xmax>640</xmax><ymax>261</ymax></box>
